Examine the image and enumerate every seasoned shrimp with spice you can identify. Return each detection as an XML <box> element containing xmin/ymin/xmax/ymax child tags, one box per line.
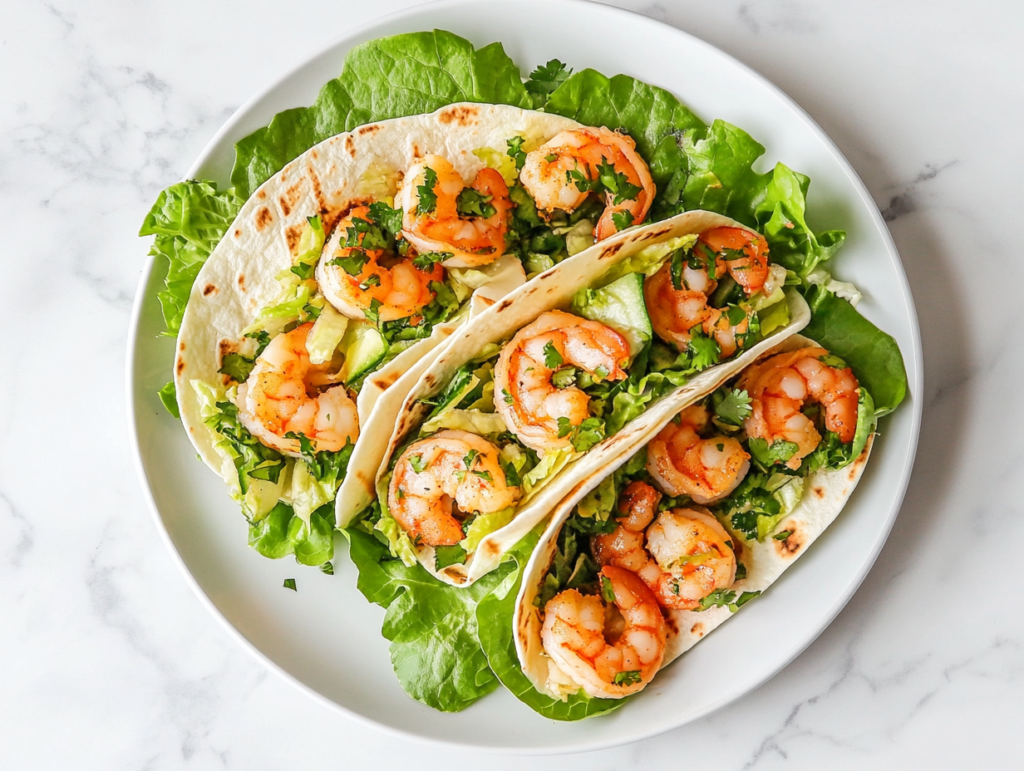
<box><xmin>317</xmin><ymin>205</ymin><xmax>443</xmax><ymax>322</ymax></box>
<box><xmin>387</xmin><ymin>429</ymin><xmax>522</xmax><ymax>547</ymax></box>
<box><xmin>592</xmin><ymin>481</ymin><xmax>737</xmax><ymax>611</ymax></box>
<box><xmin>236</xmin><ymin>322</ymin><xmax>359</xmax><ymax>457</ymax></box>
<box><xmin>644</xmin><ymin>226</ymin><xmax>773</xmax><ymax>357</ymax></box>
<box><xmin>520</xmin><ymin>127</ymin><xmax>655</xmax><ymax>241</ymax></box>
<box><xmin>400</xmin><ymin>154</ymin><xmax>512</xmax><ymax>268</ymax></box>
<box><xmin>738</xmin><ymin>346</ymin><xmax>860</xmax><ymax>470</ymax></box>
<box><xmin>645</xmin><ymin>404</ymin><xmax>750</xmax><ymax>504</ymax></box>
<box><xmin>541</xmin><ymin>565</ymin><xmax>667</xmax><ymax>698</ymax></box>
<box><xmin>494</xmin><ymin>310</ymin><xmax>630</xmax><ymax>453</ymax></box>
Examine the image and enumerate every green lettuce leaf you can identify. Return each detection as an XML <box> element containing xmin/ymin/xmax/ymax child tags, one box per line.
<box><xmin>347</xmin><ymin>527</ymin><xmax>514</xmax><ymax>711</ymax></box>
<box><xmin>231</xmin><ymin>30</ymin><xmax>531</xmax><ymax>197</ymax></box>
<box><xmin>802</xmin><ymin>286</ymin><xmax>908</xmax><ymax>415</ymax></box>
<box><xmin>248</xmin><ymin>502</ymin><xmax>335</xmax><ymax>566</ymax></box>
<box><xmin>139</xmin><ymin>180</ymin><xmax>243</xmax><ymax>336</ymax></box>
<box><xmin>476</xmin><ymin>529</ymin><xmax>626</xmax><ymax>720</ymax></box>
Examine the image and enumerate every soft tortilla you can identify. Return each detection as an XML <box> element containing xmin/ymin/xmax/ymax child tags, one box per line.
<box><xmin>514</xmin><ymin>334</ymin><xmax>875</xmax><ymax>702</ymax></box>
<box><xmin>172</xmin><ymin>103</ymin><xmax>582</xmax><ymax>525</ymax></box>
<box><xmin>381</xmin><ymin>210</ymin><xmax>811</xmax><ymax>586</ymax></box>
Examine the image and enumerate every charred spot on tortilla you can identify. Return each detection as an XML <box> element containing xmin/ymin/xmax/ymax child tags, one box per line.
<box><xmin>257</xmin><ymin>189</ymin><xmax>267</xmax><ymax>200</ymax></box>
<box><xmin>690</xmin><ymin>622</ymin><xmax>705</xmax><ymax>637</ymax></box>
<box><xmin>307</xmin><ymin>164</ymin><xmax>328</xmax><ymax>215</ymax></box>
<box><xmin>483</xmin><ymin>539</ymin><xmax>501</xmax><ymax>558</ymax></box>
<box><xmin>233</xmin><ymin>228</ymin><xmax>241</xmax><ymax>239</ymax></box>
<box><xmin>357</xmin><ymin>123</ymin><xmax>381</xmax><ymax>136</ymax></box>
<box><xmin>497</xmin><ymin>298</ymin><xmax>514</xmax><ymax>312</ymax></box>
<box><xmin>600</xmin><ymin>242</ymin><xmax>624</xmax><ymax>259</ymax></box>
<box><xmin>345</xmin><ymin>135</ymin><xmax>356</xmax><ymax>158</ymax></box>
<box><xmin>279</xmin><ymin>181</ymin><xmax>304</xmax><ymax>218</ymax></box>
<box><xmin>286</xmin><ymin>224</ymin><xmax>302</xmax><ymax>253</ymax></box>
<box><xmin>814</xmin><ymin>486</ymin><xmax>825</xmax><ymax>499</ymax></box>
<box><xmin>203</xmin><ymin>284</ymin><xmax>217</xmax><ymax>296</ymax></box>
<box><xmin>176</xmin><ymin>356</ymin><xmax>185</xmax><ymax>375</ymax></box>
<box><xmin>774</xmin><ymin>526</ymin><xmax>804</xmax><ymax>557</ymax></box>
<box><xmin>438</xmin><ymin>104</ymin><xmax>479</xmax><ymax>126</ymax></box>
<box><xmin>255</xmin><ymin>206</ymin><xmax>273</xmax><ymax>231</ymax></box>
<box><xmin>372</xmin><ymin>371</ymin><xmax>401</xmax><ymax>391</ymax></box>
<box><xmin>179</xmin><ymin>341</ymin><xmax>186</xmax><ymax>352</ymax></box>
<box><xmin>412</xmin><ymin>143</ymin><xmax>422</xmax><ymax>159</ymax></box>
<box><xmin>237</xmin><ymin>274</ymin><xmax>245</xmax><ymax>291</ymax></box>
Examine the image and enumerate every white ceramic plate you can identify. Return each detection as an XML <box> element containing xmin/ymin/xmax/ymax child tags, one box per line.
<box><xmin>128</xmin><ymin>0</ymin><xmax>922</xmax><ymax>753</ymax></box>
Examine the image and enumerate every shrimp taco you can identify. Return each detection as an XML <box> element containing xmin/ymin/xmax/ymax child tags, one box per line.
<box><xmin>369</xmin><ymin>209</ymin><xmax>812</xmax><ymax>586</ymax></box>
<box><xmin>171</xmin><ymin>103</ymin><xmax>636</xmax><ymax>566</ymax></box>
<box><xmin>510</xmin><ymin>333</ymin><xmax>875</xmax><ymax>708</ymax></box>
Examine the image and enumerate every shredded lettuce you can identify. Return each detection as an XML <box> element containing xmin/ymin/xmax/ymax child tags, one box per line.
<box><xmin>461</xmin><ymin>507</ymin><xmax>515</xmax><ymax>553</ymax></box>
<box><xmin>421</xmin><ymin>409</ymin><xmax>507</xmax><ymax>438</ymax></box>
<box><xmin>306</xmin><ymin>304</ymin><xmax>349</xmax><ymax>365</ymax></box>
<box><xmin>522</xmin><ymin>446</ymin><xmax>576</xmax><ymax>502</ymax></box>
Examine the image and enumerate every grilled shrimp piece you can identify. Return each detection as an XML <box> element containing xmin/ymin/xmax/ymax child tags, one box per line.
<box><xmin>520</xmin><ymin>127</ymin><xmax>655</xmax><ymax>241</ymax></box>
<box><xmin>593</xmin><ymin>482</ymin><xmax>737</xmax><ymax>611</ymax></box>
<box><xmin>541</xmin><ymin>565</ymin><xmax>667</xmax><ymax>698</ymax></box>
<box><xmin>643</xmin><ymin>226</ymin><xmax>770</xmax><ymax>356</ymax></box>
<box><xmin>387</xmin><ymin>429</ymin><xmax>522</xmax><ymax>547</ymax></box>
<box><xmin>646</xmin><ymin>507</ymin><xmax>737</xmax><ymax>611</ymax></box>
<box><xmin>317</xmin><ymin>205</ymin><xmax>443</xmax><ymax>322</ymax></box>
<box><xmin>646</xmin><ymin>404</ymin><xmax>750</xmax><ymax>504</ymax></box>
<box><xmin>738</xmin><ymin>347</ymin><xmax>860</xmax><ymax>470</ymax></box>
<box><xmin>400</xmin><ymin>154</ymin><xmax>512</xmax><ymax>268</ymax></box>
<box><xmin>236</xmin><ymin>322</ymin><xmax>359</xmax><ymax>457</ymax></box>
<box><xmin>494</xmin><ymin>310</ymin><xmax>630</xmax><ymax>453</ymax></box>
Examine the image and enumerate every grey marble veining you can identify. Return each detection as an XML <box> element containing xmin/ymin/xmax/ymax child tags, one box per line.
<box><xmin>2</xmin><ymin>0</ymin><xmax>1022</xmax><ymax>767</ymax></box>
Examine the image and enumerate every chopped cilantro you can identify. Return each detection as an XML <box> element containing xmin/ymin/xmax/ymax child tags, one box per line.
<box><xmin>409</xmin><ymin>454</ymin><xmax>427</xmax><ymax>474</ymax></box>
<box><xmin>819</xmin><ymin>353</ymin><xmax>848</xmax><ymax>369</ymax></box>
<box><xmin>566</xmin><ymin>166</ymin><xmax>593</xmax><ymax>193</ymax></box>
<box><xmin>594</xmin><ymin>159</ymin><xmax>641</xmax><ymax>204</ymax></box>
<box><xmin>613</xmin><ymin>670</ymin><xmax>643</xmax><ymax>686</ymax></box>
<box><xmin>434</xmin><ymin>544</ymin><xmax>468</xmax><ymax>569</ymax></box>
<box><xmin>359</xmin><ymin>274</ymin><xmax>381</xmax><ymax>290</ymax></box>
<box><xmin>283</xmin><ymin>578</ymin><xmax>297</xmax><ymax>591</ymax></box>
<box><xmin>773</xmin><ymin>529</ymin><xmax>793</xmax><ymax>541</ymax></box>
<box><xmin>551</xmin><ymin>367</ymin><xmax>577</xmax><ymax>390</ymax></box>
<box><xmin>611</xmin><ymin>210</ymin><xmax>634</xmax><ymax>231</ymax></box>
<box><xmin>329</xmin><ymin>250</ymin><xmax>368</xmax><ymax>276</ymax></box>
<box><xmin>669</xmin><ymin>248</ymin><xmax>686</xmax><ymax>290</ymax></box>
<box><xmin>416</xmin><ymin>167</ymin><xmax>439</xmax><ymax>215</ymax></box>
<box><xmin>363</xmin><ymin>297</ymin><xmax>382</xmax><ymax>325</ymax></box>
<box><xmin>698</xmin><ymin>588</ymin><xmax>736</xmax><ymax>610</ymax></box>
<box><xmin>290</xmin><ymin>262</ymin><xmax>315</xmax><ymax>280</ymax></box>
<box><xmin>218</xmin><ymin>353</ymin><xmax>255</xmax><ymax>383</ymax></box>
<box><xmin>501</xmin><ymin>388</ymin><xmax>514</xmax><ymax>405</ymax></box>
<box><xmin>687</xmin><ymin>329</ymin><xmax>721</xmax><ymax>370</ymax></box>
<box><xmin>367</xmin><ymin>201</ymin><xmax>404</xmax><ymax>237</ymax></box>
<box><xmin>571</xmin><ymin>417</ymin><xmax>606</xmax><ymax>452</ymax></box>
<box><xmin>411</xmin><ymin>250</ymin><xmax>451</xmax><ymax>271</ymax></box>
<box><xmin>712</xmin><ymin>388</ymin><xmax>753</xmax><ymax>426</ymax></box>
<box><xmin>524</xmin><ymin>59</ymin><xmax>572</xmax><ymax>108</ymax></box>
<box><xmin>594</xmin><ymin>364</ymin><xmax>610</xmax><ymax>380</ymax></box>
<box><xmin>748</xmin><ymin>438</ymin><xmax>799</xmax><ymax>468</ymax></box>
<box><xmin>320</xmin><ymin>562</ymin><xmax>334</xmax><ymax>576</ymax></box>
<box><xmin>462</xmin><ymin>449</ymin><xmax>479</xmax><ymax>468</ymax></box>
<box><xmin>456</xmin><ymin>188</ymin><xmax>497</xmax><ymax>219</ymax></box>
<box><xmin>471</xmin><ymin>470</ymin><xmax>493</xmax><ymax>483</ymax></box>
<box><xmin>543</xmin><ymin>340</ymin><xmax>564</xmax><ymax>369</ymax></box>
<box><xmin>735</xmin><ymin>591</ymin><xmax>760</xmax><ymax>608</ymax></box>
<box><xmin>506</xmin><ymin>136</ymin><xmax>527</xmax><ymax>171</ymax></box>
<box><xmin>556</xmin><ymin>416</ymin><xmax>574</xmax><ymax>438</ymax></box>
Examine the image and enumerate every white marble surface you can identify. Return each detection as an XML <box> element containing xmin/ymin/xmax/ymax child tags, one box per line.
<box><xmin>1</xmin><ymin>0</ymin><xmax>1020</xmax><ymax>766</ymax></box>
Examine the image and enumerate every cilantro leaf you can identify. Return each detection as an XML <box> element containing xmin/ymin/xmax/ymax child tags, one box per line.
<box><xmin>551</xmin><ymin>367</ymin><xmax>577</xmax><ymax>390</ymax></box>
<box><xmin>501</xmin><ymin>388</ymin><xmax>514</xmax><ymax>405</ymax></box>
<box><xmin>367</xmin><ymin>201</ymin><xmax>404</xmax><ymax>237</ymax></box>
<box><xmin>417</xmin><ymin>167</ymin><xmax>439</xmax><ymax>215</ymax></box>
<box><xmin>412</xmin><ymin>251</ymin><xmax>451</xmax><ymax>270</ymax></box>
<box><xmin>611</xmin><ymin>210</ymin><xmax>634</xmax><ymax>232</ymax></box>
<box><xmin>687</xmin><ymin>329</ymin><xmax>721</xmax><ymax>370</ymax></box>
<box><xmin>613</xmin><ymin>670</ymin><xmax>642</xmax><ymax>686</ymax></box>
<box><xmin>363</xmin><ymin>297</ymin><xmax>382</xmax><ymax>325</ymax></box>
<box><xmin>556</xmin><ymin>416</ymin><xmax>574</xmax><ymax>439</ymax></box>
<box><xmin>524</xmin><ymin>59</ymin><xmax>572</xmax><ymax>108</ymax></box>
<box><xmin>773</xmin><ymin>529</ymin><xmax>793</xmax><ymax>541</ymax></box>
<box><xmin>218</xmin><ymin>352</ymin><xmax>256</xmax><ymax>383</ymax></box>
<box><xmin>506</xmin><ymin>136</ymin><xmax>527</xmax><ymax>171</ymax></box>
<box><xmin>456</xmin><ymin>188</ymin><xmax>497</xmax><ymax>219</ymax></box>
<box><xmin>748</xmin><ymin>438</ymin><xmax>799</xmax><ymax>468</ymax></box>
<box><xmin>410</xmin><ymin>454</ymin><xmax>427</xmax><ymax>474</ymax></box>
<box><xmin>712</xmin><ymin>388</ymin><xmax>753</xmax><ymax>426</ymax></box>
<box><xmin>698</xmin><ymin>588</ymin><xmax>736</xmax><ymax>610</ymax></box>
<box><xmin>329</xmin><ymin>250</ymin><xmax>369</xmax><ymax>276</ymax></box>
<box><xmin>594</xmin><ymin>158</ymin><xmax>641</xmax><ymax>204</ymax></box>
<box><xmin>571</xmin><ymin>417</ymin><xmax>606</xmax><ymax>453</ymax></box>
<box><xmin>320</xmin><ymin>562</ymin><xmax>334</xmax><ymax>576</ymax></box>
<box><xmin>600</xmin><ymin>574</ymin><xmax>616</xmax><ymax>603</ymax></box>
<box><xmin>434</xmin><ymin>544</ymin><xmax>468</xmax><ymax>570</ymax></box>
<box><xmin>543</xmin><ymin>341</ymin><xmax>564</xmax><ymax>368</ymax></box>
<box><xmin>283</xmin><ymin>578</ymin><xmax>297</xmax><ymax>591</ymax></box>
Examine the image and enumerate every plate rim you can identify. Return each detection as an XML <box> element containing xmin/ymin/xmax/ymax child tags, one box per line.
<box><xmin>126</xmin><ymin>0</ymin><xmax>923</xmax><ymax>754</ymax></box>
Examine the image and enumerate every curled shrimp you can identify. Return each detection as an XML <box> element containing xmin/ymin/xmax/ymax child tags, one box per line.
<box><xmin>236</xmin><ymin>322</ymin><xmax>359</xmax><ymax>457</ymax></box>
<box><xmin>541</xmin><ymin>565</ymin><xmax>667</xmax><ymax>698</ymax></box>
<box><xmin>400</xmin><ymin>154</ymin><xmax>512</xmax><ymax>268</ymax></box>
<box><xmin>738</xmin><ymin>347</ymin><xmax>860</xmax><ymax>470</ymax></box>
<box><xmin>387</xmin><ymin>429</ymin><xmax>522</xmax><ymax>547</ymax></box>
<box><xmin>645</xmin><ymin>404</ymin><xmax>750</xmax><ymax>504</ymax></box>
<box><xmin>520</xmin><ymin>127</ymin><xmax>655</xmax><ymax>241</ymax></box>
<box><xmin>644</xmin><ymin>226</ymin><xmax>770</xmax><ymax>358</ymax></box>
<box><xmin>494</xmin><ymin>310</ymin><xmax>630</xmax><ymax>453</ymax></box>
<box><xmin>317</xmin><ymin>205</ymin><xmax>443</xmax><ymax>322</ymax></box>
<box><xmin>593</xmin><ymin>482</ymin><xmax>737</xmax><ymax>611</ymax></box>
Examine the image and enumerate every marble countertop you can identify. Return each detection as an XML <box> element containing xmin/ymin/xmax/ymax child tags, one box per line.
<box><xmin>2</xmin><ymin>0</ymin><xmax>1020</xmax><ymax>766</ymax></box>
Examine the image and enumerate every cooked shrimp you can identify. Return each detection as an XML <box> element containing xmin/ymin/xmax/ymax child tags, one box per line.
<box><xmin>646</xmin><ymin>508</ymin><xmax>737</xmax><ymax>611</ymax></box>
<box><xmin>317</xmin><ymin>205</ymin><xmax>443</xmax><ymax>323</ymax></box>
<box><xmin>646</xmin><ymin>404</ymin><xmax>750</xmax><ymax>504</ymax></box>
<box><xmin>520</xmin><ymin>127</ymin><xmax>655</xmax><ymax>241</ymax></box>
<box><xmin>541</xmin><ymin>565</ymin><xmax>667</xmax><ymax>698</ymax></box>
<box><xmin>400</xmin><ymin>154</ymin><xmax>512</xmax><ymax>268</ymax></box>
<box><xmin>387</xmin><ymin>429</ymin><xmax>522</xmax><ymax>547</ymax></box>
<box><xmin>644</xmin><ymin>227</ymin><xmax>771</xmax><ymax>357</ymax></box>
<box><xmin>700</xmin><ymin>227</ymin><xmax>770</xmax><ymax>297</ymax></box>
<box><xmin>738</xmin><ymin>347</ymin><xmax>860</xmax><ymax>470</ymax></box>
<box><xmin>494</xmin><ymin>310</ymin><xmax>630</xmax><ymax>452</ymax></box>
<box><xmin>236</xmin><ymin>323</ymin><xmax>359</xmax><ymax>457</ymax></box>
<box><xmin>592</xmin><ymin>481</ymin><xmax>665</xmax><ymax>590</ymax></box>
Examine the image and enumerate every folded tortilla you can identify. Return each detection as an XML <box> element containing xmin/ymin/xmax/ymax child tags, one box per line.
<box><xmin>380</xmin><ymin>210</ymin><xmax>812</xmax><ymax>586</ymax></box>
<box><xmin>513</xmin><ymin>333</ymin><xmax>875</xmax><ymax>703</ymax></box>
<box><xmin>173</xmin><ymin>103</ymin><xmax>582</xmax><ymax>526</ymax></box>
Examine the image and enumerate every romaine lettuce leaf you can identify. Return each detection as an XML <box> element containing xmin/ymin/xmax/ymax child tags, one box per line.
<box><xmin>802</xmin><ymin>286</ymin><xmax>907</xmax><ymax>416</ymax></box>
<box><xmin>139</xmin><ymin>180</ymin><xmax>242</xmax><ymax>336</ymax></box>
<box><xmin>347</xmin><ymin>527</ymin><xmax>513</xmax><ymax>711</ymax></box>
<box><xmin>231</xmin><ymin>31</ymin><xmax>532</xmax><ymax>197</ymax></box>
<box><xmin>476</xmin><ymin>529</ymin><xmax>626</xmax><ymax>720</ymax></box>
<box><xmin>248</xmin><ymin>501</ymin><xmax>335</xmax><ymax>566</ymax></box>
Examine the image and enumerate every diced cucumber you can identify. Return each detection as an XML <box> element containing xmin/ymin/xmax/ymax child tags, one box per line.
<box><xmin>338</xmin><ymin>320</ymin><xmax>388</xmax><ymax>384</ymax></box>
<box><xmin>571</xmin><ymin>272</ymin><xmax>652</xmax><ymax>358</ymax></box>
